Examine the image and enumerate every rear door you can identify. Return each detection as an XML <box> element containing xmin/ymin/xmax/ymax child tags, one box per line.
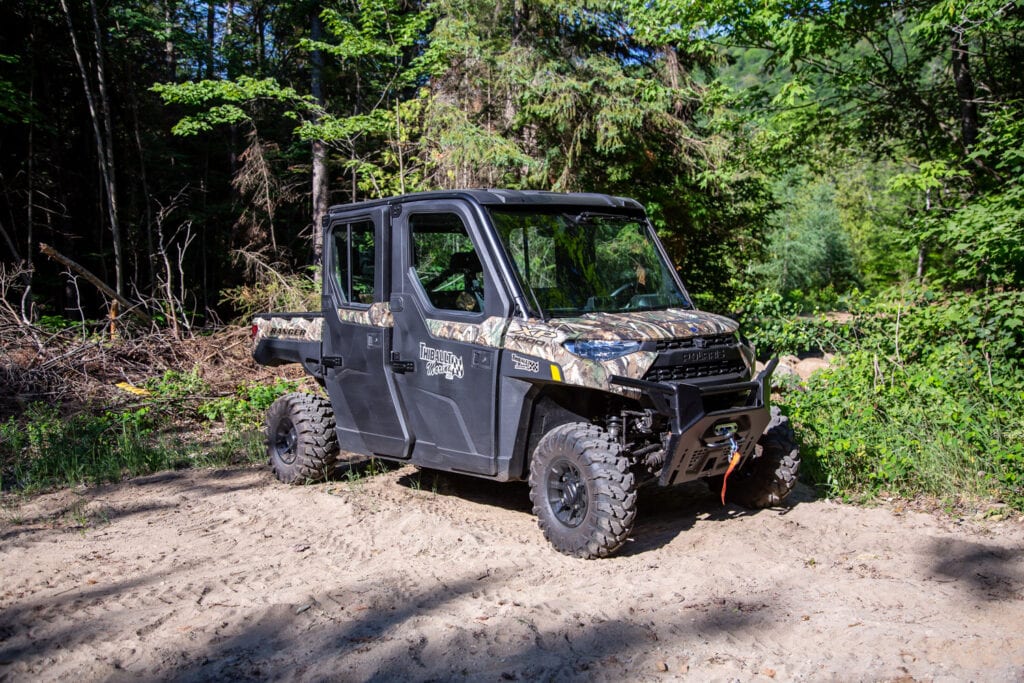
<box><xmin>322</xmin><ymin>207</ymin><xmax>408</xmax><ymax>458</ymax></box>
<box><xmin>388</xmin><ymin>201</ymin><xmax>510</xmax><ymax>475</ymax></box>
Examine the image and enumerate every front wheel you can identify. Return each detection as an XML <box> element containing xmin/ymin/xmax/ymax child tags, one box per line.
<box><xmin>718</xmin><ymin>406</ymin><xmax>800</xmax><ymax>508</ymax></box>
<box><xmin>529</xmin><ymin>423</ymin><xmax>637</xmax><ymax>559</ymax></box>
<box><xmin>265</xmin><ymin>392</ymin><xmax>339</xmax><ymax>484</ymax></box>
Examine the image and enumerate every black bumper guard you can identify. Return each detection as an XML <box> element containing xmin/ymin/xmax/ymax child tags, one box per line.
<box><xmin>610</xmin><ymin>358</ymin><xmax>778</xmax><ymax>486</ymax></box>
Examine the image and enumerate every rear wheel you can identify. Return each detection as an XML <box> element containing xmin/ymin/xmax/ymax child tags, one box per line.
<box><xmin>265</xmin><ymin>392</ymin><xmax>339</xmax><ymax>484</ymax></box>
<box><xmin>529</xmin><ymin>423</ymin><xmax>637</xmax><ymax>559</ymax></box>
<box><xmin>717</xmin><ymin>406</ymin><xmax>800</xmax><ymax>507</ymax></box>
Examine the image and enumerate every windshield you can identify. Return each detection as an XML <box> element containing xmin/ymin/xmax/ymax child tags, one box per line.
<box><xmin>489</xmin><ymin>209</ymin><xmax>692</xmax><ymax>318</ymax></box>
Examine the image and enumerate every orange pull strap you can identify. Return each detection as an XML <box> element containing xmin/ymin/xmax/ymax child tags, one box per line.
<box><xmin>720</xmin><ymin>449</ymin><xmax>741</xmax><ymax>504</ymax></box>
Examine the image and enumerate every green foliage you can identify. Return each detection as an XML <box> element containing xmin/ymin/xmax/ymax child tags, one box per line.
<box><xmin>0</xmin><ymin>403</ymin><xmax>180</xmax><ymax>491</ymax></box>
<box><xmin>199</xmin><ymin>378</ymin><xmax>298</xmax><ymax>429</ymax></box>
<box><xmin>220</xmin><ymin>269</ymin><xmax>319</xmax><ymax>321</ymax></box>
<box><xmin>145</xmin><ymin>367</ymin><xmax>210</xmax><ymax>400</ymax></box>
<box><xmin>754</xmin><ymin>167</ymin><xmax>861</xmax><ymax>300</ymax></box>
<box><xmin>905</xmin><ymin>105</ymin><xmax>1024</xmax><ymax>290</ymax></box>
<box><xmin>731</xmin><ymin>290</ymin><xmax>852</xmax><ymax>356</ymax></box>
<box><xmin>0</xmin><ymin>362</ymin><xmax>297</xmax><ymax>492</ymax></box>
<box><xmin>196</xmin><ymin>378</ymin><xmax>298</xmax><ymax>464</ymax></box>
<box><xmin>781</xmin><ymin>288</ymin><xmax>1024</xmax><ymax>509</ymax></box>
<box><xmin>0</xmin><ymin>53</ymin><xmax>29</xmax><ymax>125</ymax></box>
<box><xmin>36</xmin><ymin>315</ymin><xmax>77</xmax><ymax>332</ymax></box>
<box><xmin>151</xmin><ymin>76</ymin><xmax>311</xmax><ymax>136</ymax></box>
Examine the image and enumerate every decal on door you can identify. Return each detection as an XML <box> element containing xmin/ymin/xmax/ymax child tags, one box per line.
<box><xmin>418</xmin><ymin>342</ymin><xmax>465</xmax><ymax>380</ymax></box>
<box><xmin>511</xmin><ymin>353</ymin><xmax>540</xmax><ymax>374</ymax></box>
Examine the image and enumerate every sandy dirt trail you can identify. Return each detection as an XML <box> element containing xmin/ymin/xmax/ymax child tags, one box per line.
<box><xmin>1</xmin><ymin>462</ymin><xmax>1022</xmax><ymax>682</ymax></box>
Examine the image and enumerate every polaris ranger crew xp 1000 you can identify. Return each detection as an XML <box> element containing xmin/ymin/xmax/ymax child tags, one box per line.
<box><xmin>252</xmin><ymin>190</ymin><xmax>799</xmax><ymax>559</ymax></box>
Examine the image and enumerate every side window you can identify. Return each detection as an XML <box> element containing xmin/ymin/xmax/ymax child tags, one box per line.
<box><xmin>333</xmin><ymin>219</ymin><xmax>375</xmax><ymax>305</ymax></box>
<box><xmin>410</xmin><ymin>212</ymin><xmax>485</xmax><ymax>313</ymax></box>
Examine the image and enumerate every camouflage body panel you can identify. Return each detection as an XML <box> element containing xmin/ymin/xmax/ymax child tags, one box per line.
<box><xmin>503</xmin><ymin>309</ymin><xmax>739</xmax><ymax>396</ymax></box>
<box><xmin>425</xmin><ymin>316</ymin><xmax>508</xmax><ymax>347</ymax></box>
<box><xmin>253</xmin><ymin>307</ymin><xmax>738</xmax><ymax>396</ymax></box>
<box><xmin>336</xmin><ymin>302</ymin><xmax>394</xmax><ymax>327</ymax></box>
<box><xmin>545</xmin><ymin>309</ymin><xmax>737</xmax><ymax>341</ymax></box>
<box><xmin>502</xmin><ymin>320</ymin><xmax>647</xmax><ymax>397</ymax></box>
<box><xmin>253</xmin><ymin>315</ymin><xmax>323</xmax><ymax>344</ymax></box>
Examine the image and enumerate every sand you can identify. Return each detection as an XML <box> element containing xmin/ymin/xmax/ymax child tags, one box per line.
<box><xmin>1</xmin><ymin>463</ymin><xmax>1022</xmax><ymax>681</ymax></box>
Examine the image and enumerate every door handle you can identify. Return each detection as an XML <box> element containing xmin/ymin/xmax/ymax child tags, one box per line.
<box><xmin>390</xmin><ymin>351</ymin><xmax>415</xmax><ymax>373</ymax></box>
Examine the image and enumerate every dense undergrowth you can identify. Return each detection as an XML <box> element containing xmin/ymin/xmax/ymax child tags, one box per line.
<box><xmin>0</xmin><ymin>367</ymin><xmax>297</xmax><ymax>493</ymax></box>
<box><xmin>737</xmin><ymin>287</ymin><xmax>1024</xmax><ymax>511</ymax></box>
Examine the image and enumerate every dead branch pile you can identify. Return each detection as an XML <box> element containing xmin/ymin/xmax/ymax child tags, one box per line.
<box><xmin>0</xmin><ymin>322</ymin><xmax>270</xmax><ymax>420</ymax></box>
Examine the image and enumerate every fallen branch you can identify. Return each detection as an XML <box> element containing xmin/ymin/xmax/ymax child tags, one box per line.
<box><xmin>38</xmin><ymin>243</ymin><xmax>153</xmax><ymax>325</ymax></box>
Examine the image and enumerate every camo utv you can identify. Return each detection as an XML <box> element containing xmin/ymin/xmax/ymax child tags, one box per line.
<box><xmin>253</xmin><ymin>190</ymin><xmax>799</xmax><ymax>559</ymax></box>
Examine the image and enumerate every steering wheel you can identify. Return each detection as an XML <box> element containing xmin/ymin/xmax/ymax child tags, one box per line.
<box><xmin>610</xmin><ymin>280</ymin><xmax>638</xmax><ymax>303</ymax></box>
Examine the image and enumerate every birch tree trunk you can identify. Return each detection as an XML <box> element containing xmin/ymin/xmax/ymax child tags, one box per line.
<box><xmin>310</xmin><ymin>7</ymin><xmax>328</xmax><ymax>274</ymax></box>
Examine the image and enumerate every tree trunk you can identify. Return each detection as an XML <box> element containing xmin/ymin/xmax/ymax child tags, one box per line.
<box><xmin>89</xmin><ymin>0</ymin><xmax>123</xmax><ymax>297</ymax></box>
<box><xmin>310</xmin><ymin>7</ymin><xmax>328</xmax><ymax>272</ymax></box>
<box><xmin>0</xmin><ymin>217</ymin><xmax>20</xmax><ymax>262</ymax></box>
<box><xmin>23</xmin><ymin>16</ymin><xmax>37</xmax><ymax>322</ymax></box>
<box><xmin>130</xmin><ymin>94</ymin><xmax>155</xmax><ymax>290</ymax></box>
<box><xmin>164</xmin><ymin>0</ymin><xmax>177</xmax><ymax>78</ymax></box>
<box><xmin>951</xmin><ymin>29</ymin><xmax>979</xmax><ymax>151</ymax></box>
<box><xmin>59</xmin><ymin>0</ymin><xmax>124</xmax><ymax>299</ymax></box>
<box><xmin>206</xmin><ymin>0</ymin><xmax>216</xmax><ymax>79</ymax></box>
<box><xmin>918</xmin><ymin>188</ymin><xmax>931</xmax><ymax>282</ymax></box>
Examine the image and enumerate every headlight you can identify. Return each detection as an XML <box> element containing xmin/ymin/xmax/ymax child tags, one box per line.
<box><xmin>563</xmin><ymin>340</ymin><xmax>641</xmax><ymax>361</ymax></box>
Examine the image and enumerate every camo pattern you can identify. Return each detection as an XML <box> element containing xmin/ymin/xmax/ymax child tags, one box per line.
<box><xmin>503</xmin><ymin>309</ymin><xmax>739</xmax><ymax>396</ymax></box>
<box><xmin>255</xmin><ymin>306</ymin><xmax>738</xmax><ymax>396</ymax></box>
<box><xmin>336</xmin><ymin>302</ymin><xmax>394</xmax><ymax>327</ymax></box>
<box><xmin>545</xmin><ymin>309</ymin><xmax>737</xmax><ymax>341</ymax></box>
<box><xmin>425</xmin><ymin>316</ymin><xmax>507</xmax><ymax>347</ymax></box>
<box><xmin>253</xmin><ymin>315</ymin><xmax>323</xmax><ymax>343</ymax></box>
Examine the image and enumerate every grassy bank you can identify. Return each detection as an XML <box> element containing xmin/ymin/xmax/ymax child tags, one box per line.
<box><xmin>740</xmin><ymin>287</ymin><xmax>1024</xmax><ymax>511</ymax></box>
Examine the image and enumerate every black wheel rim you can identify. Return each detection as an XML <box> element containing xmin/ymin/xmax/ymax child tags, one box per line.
<box><xmin>272</xmin><ymin>417</ymin><xmax>298</xmax><ymax>465</ymax></box>
<box><xmin>546</xmin><ymin>458</ymin><xmax>588</xmax><ymax>528</ymax></box>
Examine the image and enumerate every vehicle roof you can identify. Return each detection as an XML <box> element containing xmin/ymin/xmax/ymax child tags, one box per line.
<box><xmin>326</xmin><ymin>189</ymin><xmax>645</xmax><ymax>216</ymax></box>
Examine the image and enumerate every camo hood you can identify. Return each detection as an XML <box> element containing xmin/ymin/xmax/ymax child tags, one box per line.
<box><xmin>540</xmin><ymin>309</ymin><xmax>738</xmax><ymax>342</ymax></box>
<box><xmin>502</xmin><ymin>309</ymin><xmax>741</xmax><ymax>396</ymax></box>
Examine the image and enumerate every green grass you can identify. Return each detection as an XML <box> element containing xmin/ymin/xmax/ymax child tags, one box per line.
<box><xmin>0</xmin><ymin>374</ymin><xmax>299</xmax><ymax>493</ymax></box>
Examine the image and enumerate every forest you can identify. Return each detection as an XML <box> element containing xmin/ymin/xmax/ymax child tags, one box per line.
<box><xmin>0</xmin><ymin>0</ymin><xmax>1021</xmax><ymax>508</ymax></box>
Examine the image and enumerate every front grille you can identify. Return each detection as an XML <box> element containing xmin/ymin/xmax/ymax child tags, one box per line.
<box><xmin>655</xmin><ymin>334</ymin><xmax>735</xmax><ymax>351</ymax></box>
<box><xmin>643</xmin><ymin>358</ymin><xmax>747</xmax><ymax>382</ymax></box>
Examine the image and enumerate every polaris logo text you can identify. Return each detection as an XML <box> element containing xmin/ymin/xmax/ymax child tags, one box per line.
<box><xmin>418</xmin><ymin>343</ymin><xmax>464</xmax><ymax>380</ymax></box>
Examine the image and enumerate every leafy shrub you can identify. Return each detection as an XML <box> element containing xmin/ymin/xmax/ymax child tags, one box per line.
<box><xmin>220</xmin><ymin>269</ymin><xmax>319</xmax><ymax>321</ymax></box>
<box><xmin>730</xmin><ymin>289</ymin><xmax>853</xmax><ymax>356</ymax></box>
<box><xmin>196</xmin><ymin>377</ymin><xmax>301</xmax><ymax>465</ymax></box>
<box><xmin>145</xmin><ymin>367</ymin><xmax>210</xmax><ymax>399</ymax></box>
<box><xmin>198</xmin><ymin>377</ymin><xmax>298</xmax><ymax>428</ymax></box>
<box><xmin>782</xmin><ymin>287</ymin><xmax>1024</xmax><ymax>509</ymax></box>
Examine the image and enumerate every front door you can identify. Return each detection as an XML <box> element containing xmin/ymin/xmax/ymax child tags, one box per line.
<box><xmin>389</xmin><ymin>202</ymin><xmax>509</xmax><ymax>475</ymax></box>
<box><xmin>322</xmin><ymin>208</ymin><xmax>408</xmax><ymax>458</ymax></box>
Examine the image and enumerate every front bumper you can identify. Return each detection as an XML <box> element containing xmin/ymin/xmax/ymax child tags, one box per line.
<box><xmin>610</xmin><ymin>358</ymin><xmax>777</xmax><ymax>486</ymax></box>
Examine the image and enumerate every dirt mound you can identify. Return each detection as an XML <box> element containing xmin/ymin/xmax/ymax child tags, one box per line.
<box><xmin>2</xmin><ymin>464</ymin><xmax>1022</xmax><ymax>680</ymax></box>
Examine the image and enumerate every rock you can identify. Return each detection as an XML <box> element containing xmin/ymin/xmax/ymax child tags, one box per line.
<box><xmin>793</xmin><ymin>357</ymin><xmax>831</xmax><ymax>380</ymax></box>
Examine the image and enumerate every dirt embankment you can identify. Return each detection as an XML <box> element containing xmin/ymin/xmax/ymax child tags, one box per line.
<box><xmin>1</xmin><ymin>464</ymin><xmax>1022</xmax><ymax>682</ymax></box>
